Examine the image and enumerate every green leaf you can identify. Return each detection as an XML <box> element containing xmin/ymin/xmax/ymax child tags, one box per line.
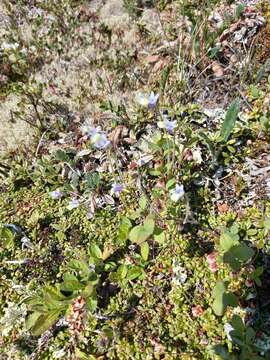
<box><xmin>54</xmin><ymin>149</ymin><xmax>69</xmax><ymax>162</ymax></box>
<box><xmin>212</xmin><ymin>281</ymin><xmax>227</xmax><ymax>316</ymax></box>
<box><xmin>68</xmin><ymin>260</ymin><xmax>90</xmax><ymax>279</ymax></box>
<box><xmin>126</xmin><ymin>266</ymin><xmax>144</xmax><ymax>281</ymax></box>
<box><xmin>143</xmin><ymin>217</ymin><xmax>155</xmax><ymax>234</ymax></box>
<box><xmin>25</xmin><ymin>312</ymin><xmax>42</xmax><ymax>331</ymax></box>
<box><xmin>231</xmin><ymin>315</ymin><xmax>244</xmax><ymax>330</ymax></box>
<box><xmin>118</xmin><ymin>217</ymin><xmax>132</xmax><ymax>243</ymax></box>
<box><xmin>43</xmin><ymin>285</ymin><xmax>66</xmax><ymax>301</ymax></box>
<box><xmin>234</xmin><ymin>243</ymin><xmax>255</xmax><ymax>261</ymax></box>
<box><xmin>85</xmin><ymin>172</ymin><xmax>100</xmax><ymax>190</ymax></box>
<box><xmin>224</xmin><ymin>292</ymin><xmax>238</xmax><ymax>308</ymax></box>
<box><xmin>117</xmin><ymin>264</ymin><xmax>128</xmax><ymax>280</ymax></box>
<box><xmin>230</xmin><ymin>223</ymin><xmax>240</xmax><ymax>235</ymax></box>
<box><xmin>219</xmin><ymin>98</ymin><xmax>240</xmax><ymax>143</ymax></box>
<box><xmin>245</xmin><ymin>327</ymin><xmax>255</xmax><ymax>344</ymax></box>
<box><xmin>139</xmin><ymin>196</ymin><xmax>148</xmax><ymax>211</ymax></box>
<box><xmin>249</xmin><ymin>85</ymin><xmax>264</xmax><ymax>100</ymax></box>
<box><xmin>129</xmin><ymin>217</ymin><xmax>155</xmax><ymax>245</ymax></box>
<box><xmin>198</xmin><ymin>131</ymin><xmax>216</xmax><ymax>158</ymax></box>
<box><xmin>43</xmin><ymin>296</ymin><xmax>68</xmax><ymax>311</ymax></box>
<box><xmin>251</xmin><ymin>266</ymin><xmax>264</xmax><ymax>286</ymax></box>
<box><xmin>75</xmin><ymin>349</ymin><xmax>88</xmax><ymax>360</ymax></box>
<box><xmin>90</xmin><ymin>244</ymin><xmax>103</xmax><ymax>259</ymax></box>
<box><xmin>220</xmin><ymin>229</ymin><xmax>239</xmax><ymax>252</ymax></box>
<box><xmin>148</xmin><ymin>170</ymin><xmax>161</xmax><ymax>176</ymax></box>
<box><xmin>0</xmin><ymin>227</ymin><xmax>15</xmax><ymax>248</ymax></box>
<box><xmin>236</xmin><ymin>3</ymin><xmax>245</xmax><ymax>18</ymax></box>
<box><xmin>166</xmin><ymin>178</ymin><xmax>176</xmax><ymax>190</ymax></box>
<box><xmin>140</xmin><ymin>242</ymin><xmax>149</xmax><ymax>261</ymax></box>
<box><xmin>31</xmin><ymin>309</ymin><xmax>62</xmax><ymax>336</ymax></box>
<box><xmin>264</xmin><ymin>218</ymin><xmax>270</xmax><ymax>230</ymax></box>
<box><xmin>129</xmin><ymin>225</ymin><xmax>151</xmax><ymax>244</ymax></box>
<box><xmin>231</xmin><ymin>315</ymin><xmax>245</xmax><ymax>335</ymax></box>
<box><xmin>153</xmin><ymin>228</ymin><xmax>166</xmax><ymax>244</ymax></box>
<box><xmin>60</xmin><ymin>273</ymin><xmax>84</xmax><ymax>292</ymax></box>
<box><xmin>212</xmin><ymin>281</ymin><xmax>237</xmax><ymax>316</ymax></box>
<box><xmin>82</xmin><ymin>282</ymin><xmax>94</xmax><ymax>297</ymax></box>
<box><xmin>23</xmin><ymin>293</ymin><xmax>44</xmax><ymax>306</ymax></box>
<box><xmin>86</xmin><ymin>296</ymin><xmax>97</xmax><ymax>312</ymax></box>
<box><xmin>255</xmin><ymin>59</ymin><xmax>270</xmax><ymax>84</ymax></box>
<box><xmin>223</xmin><ymin>244</ymin><xmax>254</xmax><ymax>271</ymax></box>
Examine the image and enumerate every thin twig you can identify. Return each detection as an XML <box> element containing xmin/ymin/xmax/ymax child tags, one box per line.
<box><xmin>35</xmin><ymin>130</ymin><xmax>49</xmax><ymax>157</ymax></box>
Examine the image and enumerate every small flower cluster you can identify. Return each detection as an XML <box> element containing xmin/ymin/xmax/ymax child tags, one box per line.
<box><xmin>66</xmin><ymin>296</ymin><xmax>86</xmax><ymax>337</ymax></box>
<box><xmin>136</xmin><ymin>92</ymin><xmax>178</xmax><ymax>132</ymax></box>
<box><xmin>192</xmin><ymin>305</ymin><xmax>204</xmax><ymax>317</ymax></box>
<box><xmin>50</xmin><ymin>182</ymin><xmax>124</xmax><ymax>213</ymax></box>
<box><xmin>206</xmin><ymin>252</ymin><xmax>218</xmax><ymax>272</ymax></box>
<box><xmin>1</xmin><ymin>42</ymin><xmax>19</xmax><ymax>51</ymax></box>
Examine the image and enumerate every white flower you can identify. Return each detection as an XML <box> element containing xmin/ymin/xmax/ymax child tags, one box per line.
<box><xmin>136</xmin><ymin>92</ymin><xmax>159</xmax><ymax>108</ymax></box>
<box><xmin>0</xmin><ymin>302</ymin><xmax>27</xmax><ymax>336</ymax></box>
<box><xmin>172</xmin><ymin>269</ymin><xmax>187</xmax><ymax>285</ymax></box>
<box><xmin>67</xmin><ymin>198</ymin><xmax>80</xmax><ymax>210</ymax></box>
<box><xmin>136</xmin><ymin>93</ymin><xmax>149</xmax><ymax>107</ymax></box>
<box><xmin>53</xmin><ymin>349</ymin><xmax>66</xmax><ymax>359</ymax></box>
<box><xmin>91</xmin><ymin>132</ymin><xmax>110</xmax><ymax>149</ymax></box>
<box><xmin>169</xmin><ymin>184</ymin><xmax>185</xmax><ymax>202</ymax></box>
<box><xmin>29</xmin><ymin>7</ymin><xmax>44</xmax><ymax>18</ymax></box>
<box><xmin>1</xmin><ymin>42</ymin><xmax>19</xmax><ymax>51</ymax></box>
<box><xmin>50</xmin><ymin>189</ymin><xmax>63</xmax><ymax>200</ymax></box>
<box><xmin>224</xmin><ymin>323</ymin><xmax>234</xmax><ymax>341</ymax></box>
<box><xmin>111</xmin><ymin>183</ymin><xmax>124</xmax><ymax>197</ymax></box>
<box><xmin>21</xmin><ymin>236</ymin><xmax>33</xmax><ymax>250</ymax></box>
<box><xmin>192</xmin><ymin>148</ymin><xmax>202</xmax><ymax>164</ymax></box>
<box><xmin>172</xmin><ymin>260</ymin><xmax>187</xmax><ymax>285</ymax></box>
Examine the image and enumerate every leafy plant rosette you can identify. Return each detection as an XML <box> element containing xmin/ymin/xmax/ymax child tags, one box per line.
<box><xmin>24</xmin><ymin>252</ymin><xmax>103</xmax><ymax>336</ymax></box>
<box><xmin>212</xmin><ymin>226</ymin><xmax>255</xmax><ymax>316</ymax></box>
<box><xmin>210</xmin><ymin>224</ymin><xmax>266</xmax><ymax>359</ymax></box>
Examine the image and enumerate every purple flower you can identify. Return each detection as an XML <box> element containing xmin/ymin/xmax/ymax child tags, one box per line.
<box><xmin>111</xmin><ymin>183</ymin><xmax>124</xmax><ymax>197</ymax></box>
<box><xmin>80</xmin><ymin>123</ymin><xmax>110</xmax><ymax>149</ymax></box>
<box><xmin>158</xmin><ymin>114</ymin><xmax>177</xmax><ymax>132</ymax></box>
<box><xmin>148</xmin><ymin>92</ymin><xmax>159</xmax><ymax>109</ymax></box>
<box><xmin>136</xmin><ymin>92</ymin><xmax>159</xmax><ymax>109</ymax></box>
<box><xmin>91</xmin><ymin>132</ymin><xmax>110</xmax><ymax>149</ymax></box>
<box><xmin>169</xmin><ymin>184</ymin><xmax>185</xmax><ymax>202</ymax></box>
<box><xmin>50</xmin><ymin>189</ymin><xmax>63</xmax><ymax>200</ymax></box>
<box><xmin>80</xmin><ymin>124</ymin><xmax>100</xmax><ymax>138</ymax></box>
<box><xmin>67</xmin><ymin>198</ymin><xmax>80</xmax><ymax>210</ymax></box>
<box><xmin>164</xmin><ymin>118</ymin><xmax>177</xmax><ymax>132</ymax></box>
